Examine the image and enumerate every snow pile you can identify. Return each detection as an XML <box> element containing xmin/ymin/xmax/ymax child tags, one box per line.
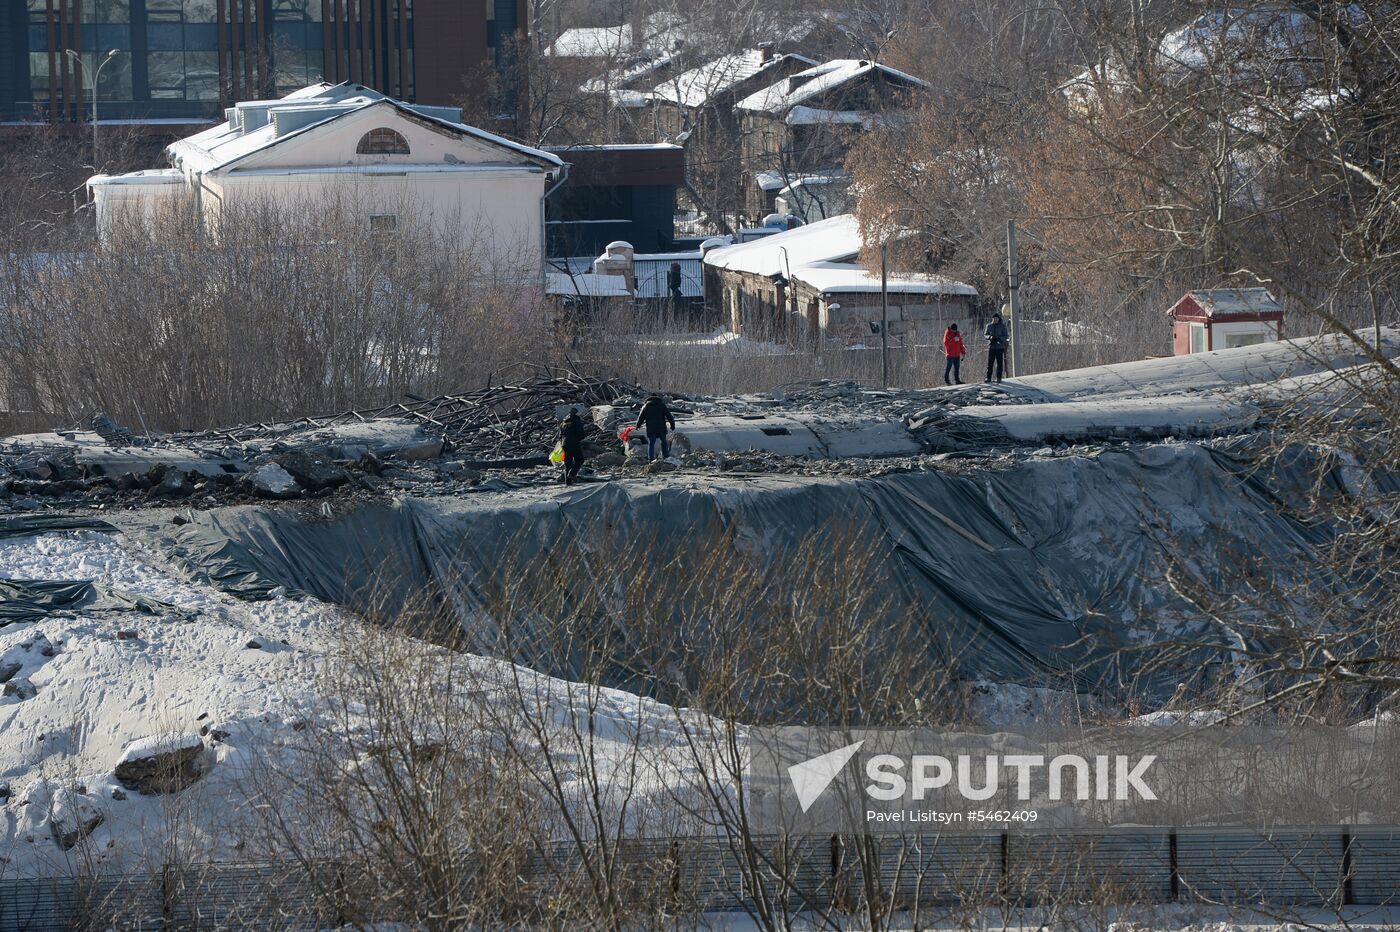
<box><xmin>0</xmin><ymin>528</ymin><xmax>717</xmax><ymax>878</ymax></box>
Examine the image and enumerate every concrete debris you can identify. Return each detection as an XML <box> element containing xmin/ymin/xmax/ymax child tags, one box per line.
<box><xmin>248</xmin><ymin>463</ymin><xmax>300</xmax><ymax>499</ymax></box>
<box><xmin>154</xmin><ymin>467</ymin><xmax>195</xmax><ymax>498</ymax></box>
<box><xmin>270</xmin><ymin>453</ymin><xmax>350</xmax><ymax>492</ymax></box>
<box><xmin>91</xmin><ymin>414</ymin><xmax>136</xmax><ymax>447</ymax></box>
<box><xmin>49</xmin><ymin>788</ymin><xmax>104</xmax><ymax>850</ymax></box>
<box><xmin>114</xmin><ymin>734</ymin><xmax>206</xmax><ymax>794</ymax></box>
<box><xmin>3</xmin><ymin>677</ymin><xmax>36</xmax><ymax>700</ymax></box>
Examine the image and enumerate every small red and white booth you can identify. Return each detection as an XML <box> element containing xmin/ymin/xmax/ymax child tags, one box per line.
<box><xmin>1169</xmin><ymin>288</ymin><xmax>1284</xmax><ymax>355</ymax></box>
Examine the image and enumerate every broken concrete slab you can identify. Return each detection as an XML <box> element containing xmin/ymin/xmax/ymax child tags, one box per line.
<box><xmin>916</xmin><ymin>395</ymin><xmax>1263</xmax><ymax>447</ymax></box>
<box><xmin>674</xmin><ymin>414</ymin><xmax>825</xmax><ymax>457</ymax></box>
<box><xmin>76</xmin><ymin>447</ymin><xmax>247</xmax><ymax>481</ymax></box>
<box><xmin>788</xmin><ymin>413</ymin><xmax>923</xmax><ymax>458</ymax></box>
<box><xmin>248</xmin><ymin>463</ymin><xmax>300</xmax><ymax>499</ymax></box>
<box><xmin>279</xmin><ymin>421</ymin><xmax>444</xmax><ymax>462</ymax></box>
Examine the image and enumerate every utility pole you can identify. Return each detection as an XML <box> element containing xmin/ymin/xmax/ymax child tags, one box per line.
<box><xmin>880</xmin><ymin>240</ymin><xmax>890</xmax><ymax>389</ymax></box>
<box><xmin>1007</xmin><ymin>219</ymin><xmax>1021</xmax><ymax>379</ymax></box>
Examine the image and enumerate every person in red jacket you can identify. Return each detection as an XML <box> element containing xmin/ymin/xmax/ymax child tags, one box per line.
<box><xmin>942</xmin><ymin>322</ymin><xmax>966</xmax><ymax>385</ymax></box>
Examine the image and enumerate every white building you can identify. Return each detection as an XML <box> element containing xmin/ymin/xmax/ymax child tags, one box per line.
<box><xmin>88</xmin><ymin>82</ymin><xmax>566</xmax><ymax>279</ymax></box>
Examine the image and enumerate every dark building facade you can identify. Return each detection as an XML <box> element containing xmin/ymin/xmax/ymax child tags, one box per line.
<box><xmin>545</xmin><ymin>143</ymin><xmax>683</xmax><ymax>258</ymax></box>
<box><xmin>2</xmin><ymin>0</ymin><xmax>525</xmax><ymax>125</ymax></box>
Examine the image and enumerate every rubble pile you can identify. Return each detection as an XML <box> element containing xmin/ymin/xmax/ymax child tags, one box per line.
<box><xmin>0</xmin><ymin>372</ymin><xmax>647</xmax><ymax>510</ymax></box>
<box><xmin>206</xmin><ymin>371</ymin><xmax>640</xmax><ymax>463</ymax></box>
<box><xmin>3</xmin><ymin>331</ymin><xmax>1396</xmax><ymax>512</ymax></box>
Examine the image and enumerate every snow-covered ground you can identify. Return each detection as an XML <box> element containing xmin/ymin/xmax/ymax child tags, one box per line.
<box><xmin>0</xmin><ymin>527</ymin><xmax>713</xmax><ymax>879</ymax></box>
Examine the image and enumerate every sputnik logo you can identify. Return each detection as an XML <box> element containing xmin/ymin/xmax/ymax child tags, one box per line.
<box><xmin>787</xmin><ymin>740</ymin><xmax>864</xmax><ymax>812</ymax></box>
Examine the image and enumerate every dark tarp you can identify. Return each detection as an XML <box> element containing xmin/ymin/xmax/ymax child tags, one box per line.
<box><xmin>0</xmin><ymin>515</ymin><xmax>170</xmax><ymax>624</ymax></box>
<box><xmin>125</xmin><ymin>442</ymin><xmax>1367</xmax><ymax>697</ymax></box>
<box><xmin>0</xmin><ymin>579</ymin><xmax>174</xmax><ymax>625</ymax></box>
<box><xmin>0</xmin><ymin>515</ymin><xmax>120</xmax><ymax>540</ymax></box>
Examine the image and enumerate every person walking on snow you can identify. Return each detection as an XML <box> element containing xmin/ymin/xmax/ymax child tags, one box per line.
<box><xmin>984</xmin><ymin>312</ymin><xmax>1009</xmax><ymax>383</ymax></box>
<box><xmin>560</xmin><ymin>408</ymin><xmax>588</xmax><ymax>485</ymax></box>
<box><xmin>942</xmin><ymin>322</ymin><xmax>966</xmax><ymax>385</ymax></box>
<box><xmin>636</xmin><ymin>395</ymin><xmax>677</xmax><ymax>462</ymax></box>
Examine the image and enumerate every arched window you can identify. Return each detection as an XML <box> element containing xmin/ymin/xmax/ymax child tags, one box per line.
<box><xmin>356</xmin><ymin>127</ymin><xmax>410</xmax><ymax>155</ymax></box>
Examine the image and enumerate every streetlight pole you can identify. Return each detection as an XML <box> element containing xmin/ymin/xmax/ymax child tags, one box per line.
<box><xmin>65</xmin><ymin>49</ymin><xmax>122</xmax><ymax>171</ymax></box>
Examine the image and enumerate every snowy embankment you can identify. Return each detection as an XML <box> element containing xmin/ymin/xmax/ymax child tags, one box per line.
<box><xmin>0</xmin><ymin>528</ymin><xmax>710</xmax><ymax>879</ymax></box>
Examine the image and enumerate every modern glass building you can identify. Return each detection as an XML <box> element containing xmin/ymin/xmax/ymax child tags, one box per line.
<box><xmin>1</xmin><ymin>0</ymin><xmax>525</xmax><ymax>124</ymax></box>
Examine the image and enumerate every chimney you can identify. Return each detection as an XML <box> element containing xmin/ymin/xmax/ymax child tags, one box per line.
<box><xmin>758</xmin><ymin>41</ymin><xmax>774</xmax><ymax>63</ymax></box>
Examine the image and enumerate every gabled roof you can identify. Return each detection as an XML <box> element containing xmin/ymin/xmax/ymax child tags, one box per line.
<box><xmin>166</xmin><ymin>85</ymin><xmax>561</xmax><ymax>176</ymax></box>
<box><xmin>736</xmin><ymin>59</ymin><xmax>929</xmax><ymax>115</ymax></box>
<box><xmin>648</xmin><ymin>50</ymin><xmax>817</xmax><ymax>109</ymax></box>
<box><xmin>548</xmin><ymin>24</ymin><xmax>632</xmax><ymax>58</ymax></box>
<box><xmin>1171</xmin><ymin>287</ymin><xmax>1283</xmax><ymax>318</ymax></box>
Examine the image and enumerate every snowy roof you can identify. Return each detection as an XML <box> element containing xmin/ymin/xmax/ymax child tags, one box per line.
<box><xmin>756</xmin><ymin>169</ymin><xmax>847</xmax><ymax>192</ymax></box>
<box><xmin>735</xmin><ymin>59</ymin><xmax>929</xmax><ymax>115</ymax></box>
<box><xmin>165</xmin><ymin>84</ymin><xmax>561</xmax><ymax>175</ymax></box>
<box><xmin>609</xmin><ymin>89</ymin><xmax>652</xmax><ymax>108</ymax></box>
<box><xmin>649</xmin><ymin>50</ymin><xmax>817</xmax><ymax>109</ymax></box>
<box><xmin>1180</xmin><ymin>287</ymin><xmax>1283</xmax><ymax>317</ymax></box>
<box><xmin>704</xmin><ymin>212</ymin><xmax>975</xmax><ymax>296</ymax></box>
<box><xmin>548</xmin><ymin>24</ymin><xmax>632</xmax><ymax>58</ymax></box>
<box><xmin>784</xmin><ymin>105</ymin><xmax>902</xmax><ymax>129</ymax></box>
<box><xmin>777</xmin><ymin>171</ymin><xmax>849</xmax><ymax>195</ymax></box>
<box><xmin>703</xmin><ymin>214</ymin><xmax>862</xmax><ymax>276</ymax></box>
<box><xmin>793</xmin><ymin>261</ymin><xmax>977</xmax><ymax>297</ymax></box>
<box><xmin>754</xmin><ymin>169</ymin><xmax>789</xmax><ymax>192</ymax></box>
<box><xmin>580</xmin><ymin>50</ymin><xmax>674</xmax><ymax>96</ymax></box>
<box><xmin>1156</xmin><ymin>6</ymin><xmax>1321</xmax><ymax>72</ymax></box>
<box><xmin>546</xmin><ymin>272</ymin><xmax>632</xmax><ymax>297</ymax></box>
<box><xmin>88</xmin><ymin>168</ymin><xmax>184</xmax><ymax>187</ymax></box>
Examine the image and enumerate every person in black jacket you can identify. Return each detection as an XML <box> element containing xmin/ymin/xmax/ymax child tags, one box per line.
<box><xmin>667</xmin><ymin>261</ymin><xmax>684</xmax><ymax>307</ymax></box>
<box><xmin>636</xmin><ymin>395</ymin><xmax>677</xmax><ymax>461</ymax></box>
<box><xmin>560</xmin><ymin>409</ymin><xmax>588</xmax><ymax>484</ymax></box>
<box><xmin>984</xmin><ymin>313</ymin><xmax>1009</xmax><ymax>383</ymax></box>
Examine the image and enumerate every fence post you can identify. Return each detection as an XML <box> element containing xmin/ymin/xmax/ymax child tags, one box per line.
<box><xmin>1340</xmin><ymin>828</ymin><xmax>1355</xmax><ymax>906</ymax></box>
<box><xmin>999</xmin><ymin>832</ymin><xmax>1011</xmax><ymax>903</ymax></box>
<box><xmin>1168</xmin><ymin>830</ymin><xmax>1180</xmax><ymax>901</ymax></box>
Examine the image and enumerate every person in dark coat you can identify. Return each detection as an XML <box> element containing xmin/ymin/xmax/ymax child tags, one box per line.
<box><xmin>667</xmin><ymin>261</ymin><xmax>684</xmax><ymax>307</ymax></box>
<box><xmin>636</xmin><ymin>395</ymin><xmax>677</xmax><ymax>461</ymax></box>
<box><xmin>984</xmin><ymin>313</ymin><xmax>1009</xmax><ymax>383</ymax></box>
<box><xmin>560</xmin><ymin>409</ymin><xmax>588</xmax><ymax>484</ymax></box>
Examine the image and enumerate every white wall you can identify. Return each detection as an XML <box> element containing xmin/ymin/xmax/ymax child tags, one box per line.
<box><xmin>91</xmin><ymin>180</ymin><xmax>192</xmax><ymax>240</ymax></box>
<box><xmin>194</xmin><ymin>104</ymin><xmax>553</xmax><ymax>278</ymax></box>
<box><xmin>1212</xmin><ymin>319</ymin><xmax>1280</xmax><ymax>349</ymax></box>
<box><xmin>208</xmin><ymin>169</ymin><xmax>549</xmax><ymax>277</ymax></box>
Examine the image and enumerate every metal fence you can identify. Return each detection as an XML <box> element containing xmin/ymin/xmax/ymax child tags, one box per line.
<box><xmin>2</xmin><ymin>829</ymin><xmax>1395</xmax><ymax>929</ymax></box>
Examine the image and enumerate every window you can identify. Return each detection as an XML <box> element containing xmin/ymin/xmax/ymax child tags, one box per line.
<box><xmin>1189</xmin><ymin>323</ymin><xmax>1206</xmax><ymax>354</ymax></box>
<box><xmin>356</xmin><ymin>128</ymin><xmax>410</xmax><ymax>155</ymax></box>
<box><xmin>1223</xmin><ymin>330</ymin><xmax>1270</xmax><ymax>349</ymax></box>
<box><xmin>370</xmin><ymin>214</ymin><xmax>398</xmax><ymax>233</ymax></box>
